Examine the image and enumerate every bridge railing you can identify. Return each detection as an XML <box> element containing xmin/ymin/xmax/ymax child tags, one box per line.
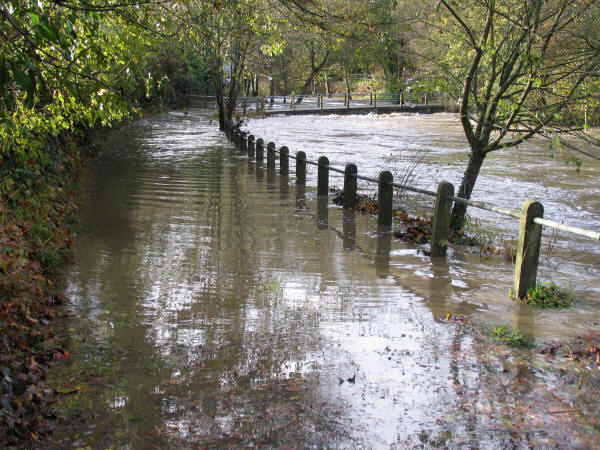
<box><xmin>188</xmin><ymin>91</ymin><xmax>451</xmax><ymax>113</ymax></box>
<box><xmin>223</xmin><ymin>123</ymin><xmax>599</xmax><ymax>300</ymax></box>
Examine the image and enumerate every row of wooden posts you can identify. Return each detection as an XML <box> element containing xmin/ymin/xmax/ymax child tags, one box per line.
<box><xmin>224</xmin><ymin>122</ymin><xmax>548</xmax><ymax>299</ymax></box>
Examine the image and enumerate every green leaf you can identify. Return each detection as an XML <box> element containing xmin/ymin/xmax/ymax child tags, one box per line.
<box><xmin>29</xmin><ymin>12</ymin><xmax>40</xmax><ymax>27</ymax></box>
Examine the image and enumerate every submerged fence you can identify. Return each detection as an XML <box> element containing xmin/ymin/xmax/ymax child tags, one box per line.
<box><xmin>224</xmin><ymin>122</ymin><xmax>600</xmax><ymax>299</ymax></box>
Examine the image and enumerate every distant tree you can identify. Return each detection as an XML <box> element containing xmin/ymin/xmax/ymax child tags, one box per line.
<box><xmin>181</xmin><ymin>0</ymin><xmax>283</xmax><ymax>130</ymax></box>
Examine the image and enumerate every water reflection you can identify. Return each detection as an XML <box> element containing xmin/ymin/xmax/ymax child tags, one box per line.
<box><xmin>317</xmin><ymin>195</ymin><xmax>328</xmax><ymax>229</ymax></box>
<box><xmin>342</xmin><ymin>209</ymin><xmax>356</xmax><ymax>251</ymax></box>
<box><xmin>375</xmin><ymin>231</ymin><xmax>392</xmax><ymax>278</ymax></box>
<box><xmin>266</xmin><ymin>165</ymin><xmax>276</xmax><ymax>189</ymax></box>
<box><xmin>280</xmin><ymin>174</ymin><xmax>289</xmax><ymax>199</ymax></box>
<box><xmin>295</xmin><ymin>185</ymin><xmax>306</xmax><ymax>210</ymax></box>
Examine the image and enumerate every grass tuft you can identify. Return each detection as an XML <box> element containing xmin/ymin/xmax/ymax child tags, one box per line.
<box><xmin>490</xmin><ymin>324</ymin><xmax>532</xmax><ymax>348</ymax></box>
<box><xmin>523</xmin><ymin>281</ymin><xmax>574</xmax><ymax>308</ymax></box>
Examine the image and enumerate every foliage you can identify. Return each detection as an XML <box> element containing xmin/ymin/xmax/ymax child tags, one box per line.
<box><xmin>0</xmin><ymin>136</ymin><xmax>85</xmax><ymax>445</ymax></box>
<box><xmin>523</xmin><ymin>281</ymin><xmax>574</xmax><ymax>308</ymax></box>
<box><xmin>490</xmin><ymin>324</ymin><xmax>532</xmax><ymax>348</ymax></box>
<box><xmin>417</xmin><ymin>0</ymin><xmax>600</xmax><ymax>231</ymax></box>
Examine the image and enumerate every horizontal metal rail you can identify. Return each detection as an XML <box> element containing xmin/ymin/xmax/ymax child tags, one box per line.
<box><xmin>534</xmin><ymin>217</ymin><xmax>600</xmax><ymax>240</ymax></box>
<box><xmin>451</xmin><ymin>196</ymin><xmax>521</xmax><ymax>219</ymax></box>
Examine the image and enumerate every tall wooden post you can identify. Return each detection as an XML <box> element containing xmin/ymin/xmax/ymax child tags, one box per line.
<box><xmin>296</xmin><ymin>151</ymin><xmax>306</xmax><ymax>185</ymax></box>
<box><xmin>430</xmin><ymin>181</ymin><xmax>454</xmax><ymax>257</ymax></box>
<box><xmin>378</xmin><ymin>171</ymin><xmax>393</xmax><ymax>230</ymax></box>
<box><xmin>317</xmin><ymin>156</ymin><xmax>329</xmax><ymax>196</ymax></box>
<box><xmin>513</xmin><ymin>201</ymin><xmax>544</xmax><ymax>299</ymax></box>
<box><xmin>343</xmin><ymin>164</ymin><xmax>358</xmax><ymax>209</ymax></box>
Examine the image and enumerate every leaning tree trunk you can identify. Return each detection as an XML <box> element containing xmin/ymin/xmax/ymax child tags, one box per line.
<box><xmin>450</xmin><ymin>148</ymin><xmax>487</xmax><ymax>233</ymax></box>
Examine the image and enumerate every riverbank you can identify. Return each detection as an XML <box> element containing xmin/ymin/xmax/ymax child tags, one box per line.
<box><xmin>0</xmin><ymin>134</ymin><xmax>90</xmax><ymax>446</ymax></box>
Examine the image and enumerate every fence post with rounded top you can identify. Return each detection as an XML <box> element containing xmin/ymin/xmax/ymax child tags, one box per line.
<box><xmin>513</xmin><ymin>200</ymin><xmax>544</xmax><ymax>299</ymax></box>
<box><xmin>296</xmin><ymin>151</ymin><xmax>306</xmax><ymax>185</ymax></box>
<box><xmin>241</xmin><ymin>134</ymin><xmax>247</xmax><ymax>153</ymax></box>
<box><xmin>343</xmin><ymin>164</ymin><xmax>358</xmax><ymax>209</ymax></box>
<box><xmin>256</xmin><ymin>138</ymin><xmax>264</xmax><ymax>161</ymax></box>
<box><xmin>378</xmin><ymin>171</ymin><xmax>393</xmax><ymax>230</ymax></box>
<box><xmin>247</xmin><ymin>135</ymin><xmax>255</xmax><ymax>157</ymax></box>
<box><xmin>280</xmin><ymin>146</ymin><xmax>289</xmax><ymax>176</ymax></box>
<box><xmin>430</xmin><ymin>181</ymin><xmax>455</xmax><ymax>257</ymax></box>
<box><xmin>318</xmin><ymin>156</ymin><xmax>329</xmax><ymax>196</ymax></box>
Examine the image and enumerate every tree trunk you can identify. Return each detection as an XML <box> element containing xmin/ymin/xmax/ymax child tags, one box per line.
<box><xmin>295</xmin><ymin>49</ymin><xmax>330</xmax><ymax>103</ymax></box>
<box><xmin>344</xmin><ymin>70</ymin><xmax>351</xmax><ymax>98</ymax></box>
<box><xmin>450</xmin><ymin>148</ymin><xmax>487</xmax><ymax>232</ymax></box>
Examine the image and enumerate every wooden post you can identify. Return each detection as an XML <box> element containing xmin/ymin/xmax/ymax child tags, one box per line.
<box><xmin>291</xmin><ymin>94</ymin><xmax>295</xmax><ymax>110</ymax></box>
<box><xmin>400</xmin><ymin>91</ymin><xmax>404</xmax><ymax>105</ymax></box>
<box><xmin>344</xmin><ymin>93</ymin><xmax>347</xmax><ymax>107</ymax></box>
<box><xmin>513</xmin><ymin>200</ymin><xmax>544</xmax><ymax>299</ymax></box>
<box><xmin>296</xmin><ymin>151</ymin><xmax>306</xmax><ymax>185</ymax></box>
<box><xmin>267</xmin><ymin>142</ymin><xmax>276</xmax><ymax>169</ymax></box>
<box><xmin>347</xmin><ymin>92</ymin><xmax>350</xmax><ymax>109</ymax></box>
<box><xmin>319</xmin><ymin>95</ymin><xmax>323</xmax><ymax>111</ymax></box>
<box><xmin>370</xmin><ymin>92</ymin><xmax>373</xmax><ymax>106</ymax></box>
<box><xmin>430</xmin><ymin>181</ymin><xmax>454</xmax><ymax>257</ymax></box>
<box><xmin>256</xmin><ymin>138</ymin><xmax>265</xmax><ymax>161</ymax></box>
<box><xmin>241</xmin><ymin>134</ymin><xmax>248</xmax><ymax>153</ymax></box>
<box><xmin>247</xmin><ymin>135</ymin><xmax>255</xmax><ymax>157</ymax></box>
<box><xmin>343</xmin><ymin>163</ymin><xmax>358</xmax><ymax>209</ymax></box>
<box><xmin>317</xmin><ymin>156</ymin><xmax>329</xmax><ymax>196</ymax></box>
<box><xmin>424</xmin><ymin>93</ymin><xmax>428</xmax><ymax>106</ymax></box>
<box><xmin>280</xmin><ymin>146</ymin><xmax>289</xmax><ymax>176</ymax></box>
<box><xmin>378</xmin><ymin>171</ymin><xmax>393</xmax><ymax>230</ymax></box>
<box><xmin>204</xmin><ymin>96</ymin><xmax>208</xmax><ymax>108</ymax></box>
<box><xmin>243</xmin><ymin>99</ymin><xmax>247</xmax><ymax>115</ymax></box>
<box><xmin>374</xmin><ymin>92</ymin><xmax>377</xmax><ymax>108</ymax></box>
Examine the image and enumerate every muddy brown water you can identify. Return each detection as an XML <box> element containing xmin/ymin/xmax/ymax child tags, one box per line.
<box><xmin>46</xmin><ymin>110</ymin><xmax>599</xmax><ymax>448</ymax></box>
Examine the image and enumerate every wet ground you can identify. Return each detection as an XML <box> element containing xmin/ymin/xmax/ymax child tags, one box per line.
<box><xmin>44</xmin><ymin>110</ymin><xmax>600</xmax><ymax>448</ymax></box>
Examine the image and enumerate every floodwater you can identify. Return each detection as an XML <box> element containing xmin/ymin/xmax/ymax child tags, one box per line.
<box><xmin>46</xmin><ymin>110</ymin><xmax>599</xmax><ymax>448</ymax></box>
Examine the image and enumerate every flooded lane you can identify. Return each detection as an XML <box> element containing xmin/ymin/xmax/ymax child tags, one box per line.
<box><xmin>47</xmin><ymin>111</ymin><xmax>599</xmax><ymax>448</ymax></box>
